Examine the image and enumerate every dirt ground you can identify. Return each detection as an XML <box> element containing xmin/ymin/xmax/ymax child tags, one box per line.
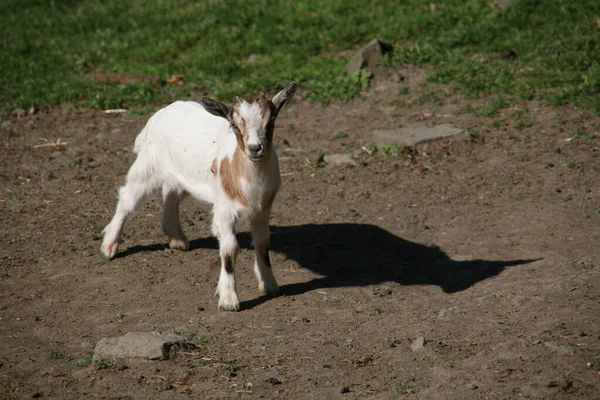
<box><xmin>1</xmin><ymin>70</ymin><xmax>599</xmax><ymax>399</ymax></box>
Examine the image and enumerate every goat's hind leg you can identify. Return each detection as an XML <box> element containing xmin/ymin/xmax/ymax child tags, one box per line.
<box><xmin>251</xmin><ymin>214</ymin><xmax>280</xmax><ymax>297</ymax></box>
<box><xmin>101</xmin><ymin>155</ymin><xmax>158</xmax><ymax>259</ymax></box>
<box><xmin>162</xmin><ymin>187</ymin><xmax>189</xmax><ymax>251</ymax></box>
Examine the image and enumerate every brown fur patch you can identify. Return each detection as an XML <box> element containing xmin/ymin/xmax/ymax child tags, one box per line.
<box><xmin>219</xmin><ymin>148</ymin><xmax>250</xmax><ymax>208</ymax></box>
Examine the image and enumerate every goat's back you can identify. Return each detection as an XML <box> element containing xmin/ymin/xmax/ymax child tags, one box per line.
<box><xmin>132</xmin><ymin>101</ymin><xmax>235</xmax><ymax>203</ymax></box>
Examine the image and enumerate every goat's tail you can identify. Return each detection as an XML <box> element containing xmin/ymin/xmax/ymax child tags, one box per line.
<box><xmin>132</xmin><ymin>125</ymin><xmax>149</xmax><ymax>154</ymax></box>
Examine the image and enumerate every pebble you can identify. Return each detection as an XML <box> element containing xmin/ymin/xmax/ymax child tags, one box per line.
<box><xmin>266</xmin><ymin>377</ymin><xmax>281</xmax><ymax>385</ymax></box>
<box><xmin>411</xmin><ymin>336</ymin><xmax>425</xmax><ymax>351</ymax></box>
<box><xmin>544</xmin><ymin>341</ymin><xmax>575</xmax><ymax>355</ymax></box>
<box><xmin>12</xmin><ymin>108</ymin><xmax>26</xmax><ymax>118</ymax></box>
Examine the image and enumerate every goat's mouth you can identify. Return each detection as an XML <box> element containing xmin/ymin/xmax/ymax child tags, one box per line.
<box><xmin>247</xmin><ymin>154</ymin><xmax>263</xmax><ymax>162</ymax></box>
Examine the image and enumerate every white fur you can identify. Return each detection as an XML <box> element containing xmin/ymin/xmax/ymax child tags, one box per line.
<box><xmin>100</xmin><ymin>83</ymin><xmax>297</xmax><ymax>311</ymax></box>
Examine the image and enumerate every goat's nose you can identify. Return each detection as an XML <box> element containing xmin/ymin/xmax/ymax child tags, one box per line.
<box><xmin>248</xmin><ymin>143</ymin><xmax>262</xmax><ymax>153</ymax></box>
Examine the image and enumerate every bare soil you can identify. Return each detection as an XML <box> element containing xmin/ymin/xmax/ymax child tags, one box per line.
<box><xmin>1</xmin><ymin>71</ymin><xmax>600</xmax><ymax>399</ymax></box>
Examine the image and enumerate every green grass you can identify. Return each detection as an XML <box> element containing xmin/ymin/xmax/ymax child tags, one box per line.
<box><xmin>2</xmin><ymin>0</ymin><xmax>600</xmax><ymax>111</ymax></box>
<box><xmin>74</xmin><ymin>352</ymin><xmax>93</xmax><ymax>368</ymax></box>
<box><xmin>395</xmin><ymin>376</ymin><xmax>416</xmax><ymax>394</ymax></box>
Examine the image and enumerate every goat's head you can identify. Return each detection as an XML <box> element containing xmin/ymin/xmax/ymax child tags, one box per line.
<box><xmin>201</xmin><ymin>82</ymin><xmax>297</xmax><ymax>162</ymax></box>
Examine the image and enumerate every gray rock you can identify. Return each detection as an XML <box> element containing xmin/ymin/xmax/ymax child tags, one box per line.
<box><xmin>544</xmin><ymin>341</ymin><xmax>575</xmax><ymax>355</ymax></box>
<box><xmin>346</xmin><ymin>39</ymin><xmax>392</xmax><ymax>76</ymax></box>
<box><xmin>373</xmin><ymin>124</ymin><xmax>464</xmax><ymax>148</ymax></box>
<box><xmin>467</xmin><ymin>383</ymin><xmax>479</xmax><ymax>390</ymax></box>
<box><xmin>93</xmin><ymin>331</ymin><xmax>192</xmax><ymax>361</ymax></box>
<box><xmin>411</xmin><ymin>336</ymin><xmax>425</xmax><ymax>351</ymax></box>
<box><xmin>324</xmin><ymin>153</ymin><xmax>356</xmax><ymax>166</ymax></box>
<box><xmin>12</xmin><ymin>108</ymin><xmax>26</xmax><ymax>119</ymax></box>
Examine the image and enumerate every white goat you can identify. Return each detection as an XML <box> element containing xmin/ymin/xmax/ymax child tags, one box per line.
<box><xmin>101</xmin><ymin>82</ymin><xmax>297</xmax><ymax>311</ymax></box>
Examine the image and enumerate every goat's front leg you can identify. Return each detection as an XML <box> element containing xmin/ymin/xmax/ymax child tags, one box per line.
<box><xmin>213</xmin><ymin>209</ymin><xmax>240</xmax><ymax>311</ymax></box>
<box><xmin>251</xmin><ymin>213</ymin><xmax>280</xmax><ymax>297</ymax></box>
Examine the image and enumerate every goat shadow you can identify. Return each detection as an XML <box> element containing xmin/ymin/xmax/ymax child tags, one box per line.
<box><xmin>120</xmin><ymin>223</ymin><xmax>539</xmax><ymax>308</ymax></box>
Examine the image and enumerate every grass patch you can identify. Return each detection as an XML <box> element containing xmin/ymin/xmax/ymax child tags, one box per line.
<box><xmin>331</xmin><ymin>132</ymin><xmax>349</xmax><ymax>141</ymax></box>
<box><xmin>94</xmin><ymin>358</ymin><xmax>116</xmax><ymax>371</ymax></box>
<box><xmin>395</xmin><ymin>376</ymin><xmax>416</xmax><ymax>394</ymax></box>
<box><xmin>223</xmin><ymin>361</ymin><xmax>239</xmax><ymax>373</ymax></box>
<box><xmin>2</xmin><ymin>1</ymin><xmax>600</xmax><ymax>111</ymax></box>
<box><xmin>47</xmin><ymin>351</ymin><xmax>72</xmax><ymax>361</ymax></box>
<box><xmin>74</xmin><ymin>352</ymin><xmax>93</xmax><ymax>369</ymax></box>
<box><xmin>482</xmin><ymin>97</ymin><xmax>508</xmax><ymax>117</ymax></box>
<box><xmin>314</xmin><ymin>150</ymin><xmax>326</xmax><ymax>168</ymax></box>
<box><xmin>181</xmin><ymin>332</ymin><xmax>208</xmax><ymax>345</ymax></box>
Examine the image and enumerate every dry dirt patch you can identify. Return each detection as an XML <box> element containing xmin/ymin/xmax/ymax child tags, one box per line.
<box><xmin>1</xmin><ymin>76</ymin><xmax>599</xmax><ymax>398</ymax></box>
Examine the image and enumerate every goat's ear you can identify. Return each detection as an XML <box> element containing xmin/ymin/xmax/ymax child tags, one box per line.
<box><xmin>272</xmin><ymin>82</ymin><xmax>297</xmax><ymax>112</ymax></box>
<box><xmin>199</xmin><ymin>97</ymin><xmax>230</xmax><ymax>119</ymax></box>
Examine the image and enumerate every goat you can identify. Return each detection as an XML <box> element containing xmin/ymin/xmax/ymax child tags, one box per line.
<box><xmin>101</xmin><ymin>82</ymin><xmax>298</xmax><ymax>311</ymax></box>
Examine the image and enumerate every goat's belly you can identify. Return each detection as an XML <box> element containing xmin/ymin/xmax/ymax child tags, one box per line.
<box><xmin>186</xmin><ymin>182</ymin><xmax>216</xmax><ymax>204</ymax></box>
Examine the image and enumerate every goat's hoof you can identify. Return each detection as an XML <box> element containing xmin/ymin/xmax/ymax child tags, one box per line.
<box><xmin>169</xmin><ymin>237</ymin><xmax>189</xmax><ymax>251</ymax></box>
<box><xmin>217</xmin><ymin>294</ymin><xmax>240</xmax><ymax>311</ymax></box>
<box><xmin>259</xmin><ymin>281</ymin><xmax>280</xmax><ymax>297</ymax></box>
<box><xmin>100</xmin><ymin>242</ymin><xmax>119</xmax><ymax>260</ymax></box>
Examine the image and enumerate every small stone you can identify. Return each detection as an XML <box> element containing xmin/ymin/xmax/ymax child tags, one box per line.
<box><xmin>324</xmin><ymin>153</ymin><xmax>356</xmax><ymax>166</ymax></box>
<box><xmin>596</xmin><ymin>19</ymin><xmax>600</xmax><ymax>30</ymax></box>
<box><xmin>340</xmin><ymin>386</ymin><xmax>350</xmax><ymax>393</ymax></box>
<box><xmin>467</xmin><ymin>383</ymin><xmax>479</xmax><ymax>390</ymax></box>
<box><xmin>554</xmin><ymin>188</ymin><xmax>562</xmax><ymax>193</ymax></box>
<box><xmin>93</xmin><ymin>331</ymin><xmax>192</xmax><ymax>361</ymax></box>
<box><xmin>323</xmin><ymin>364</ymin><xmax>332</xmax><ymax>368</ymax></box>
<box><xmin>12</xmin><ymin>108</ymin><xmax>26</xmax><ymax>119</ymax></box>
<box><xmin>544</xmin><ymin>341</ymin><xmax>575</xmax><ymax>355</ymax></box>
<box><xmin>266</xmin><ymin>377</ymin><xmax>281</xmax><ymax>385</ymax></box>
<box><xmin>345</xmin><ymin>38</ymin><xmax>393</xmax><ymax>76</ymax></box>
<box><xmin>302</xmin><ymin>317</ymin><xmax>310</xmax><ymax>323</ymax></box>
<box><xmin>373</xmin><ymin>124</ymin><xmax>464</xmax><ymax>148</ymax></box>
<box><xmin>411</xmin><ymin>336</ymin><xmax>425</xmax><ymax>351</ymax></box>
